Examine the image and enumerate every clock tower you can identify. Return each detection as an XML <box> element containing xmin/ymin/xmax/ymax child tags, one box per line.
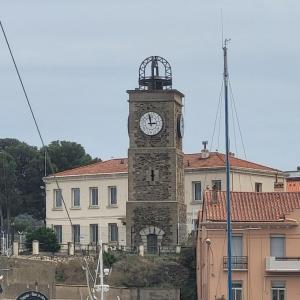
<box><xmin>126</xmin><ymin>56</ymin><xmax>187</xmax><ymax>253</ymax></box>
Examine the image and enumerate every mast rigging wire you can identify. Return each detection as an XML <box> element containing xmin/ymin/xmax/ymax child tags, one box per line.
<box><xmin>0</xmin><ymin>21</ymin><xmax>74</xmax><ymax>228</ymax></box>
<box><xmin>228</xmin><ymin>80</ymin><xmax>254</xmax><ymax>192</ymax></box>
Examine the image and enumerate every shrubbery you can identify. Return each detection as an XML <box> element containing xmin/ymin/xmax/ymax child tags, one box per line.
<box><xmin>26</xmin><ymin>227</ymin><xmax>60</xmax><ymax>252</ymax></box>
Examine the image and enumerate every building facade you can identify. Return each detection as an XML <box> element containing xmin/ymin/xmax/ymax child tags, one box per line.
<box><xmin>197</xmin><ymin>191</ymin><xmax>300</xmax><ymax>300</ymax></box>
<box><xmin>285</xmin><ymin>168</ymin><xmax>300</xmax><ymax>192</ymax></box>
<box><xmin>126</xmin><ymin>56</ymin><xmax>186</xmax><ymax>252</ymax></box>
<box><xmin>44</xmin><ymin>152</ymin><xmax>285</xmax><ymax>247</ymax></box>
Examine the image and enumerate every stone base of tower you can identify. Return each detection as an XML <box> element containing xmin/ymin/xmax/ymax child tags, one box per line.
<box><xmin>126</xmin><ymin>201</ymin><xmax>187</xmax><ymax>252</ymax></box>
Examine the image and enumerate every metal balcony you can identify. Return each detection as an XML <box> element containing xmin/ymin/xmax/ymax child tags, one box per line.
<box><xmin>223</xmin><ymin>256</ymin><xmax>248</xmax><ymax>270</ymax></box>
<box><xmin>266</xmin><ymin>256</ymin><xmax>300</xmax><ymax>272</ymax></box>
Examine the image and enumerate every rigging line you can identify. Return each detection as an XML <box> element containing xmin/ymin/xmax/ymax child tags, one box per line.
<box><xmin>228</xmin><ymin>80</ymin><xmax>247</xmax><ymax>159</ymax></box>
<box><xmin>209</xmin><ymin>81</ymin><xmax>223</xmax><ymax>152</ymax></box>
<box><xmin>0</xmin><ymin>21</ymin><xmax>73</xmax><ymax>227</ymax></box>
<box><xmin>217</xmin><ymin>94</ymin><xmax>223</xmax><ymax>151</ymax></box>
<box><xmin>202</xmin><ymin>81</ymin><xmax>223</xmax><ymax>193</ymax></box>
<box><xmin>228</xmin><ymin>79</ymin><xmax>254</xmax><ymax>192</ymax></box>
<box><xmin>230</xmin><ymin>92</ymin><xmax>238</xmax><ymax>156</ymax></box>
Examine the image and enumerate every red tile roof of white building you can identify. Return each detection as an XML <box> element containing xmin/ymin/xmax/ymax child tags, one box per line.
<box><xmin>51</xmin><ymin>152</ymin><xmax>280</xmax><ymax>177</ymax></box>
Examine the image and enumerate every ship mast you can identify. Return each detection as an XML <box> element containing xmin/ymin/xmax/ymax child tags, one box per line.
<box><xmin>223</xmin><ymin>39</ymin><xmax>233</xmax><ymax>300</ymax></box>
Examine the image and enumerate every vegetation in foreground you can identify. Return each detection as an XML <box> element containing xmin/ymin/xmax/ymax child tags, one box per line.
<box><xmin>26</xmin><ymin>227</ymin><xmax>61</xmax><ymax>252</ymax></box>
<box><xmin>54</xmin><ymin>248</ymin><xmax>196</xmax><ymax>300</ymax></box>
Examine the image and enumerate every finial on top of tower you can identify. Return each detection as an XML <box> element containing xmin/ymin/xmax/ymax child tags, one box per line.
<box><xmin>138</xmin><ymin>56</ymin><xmax>172</xmax><ymax>90</ymax></box>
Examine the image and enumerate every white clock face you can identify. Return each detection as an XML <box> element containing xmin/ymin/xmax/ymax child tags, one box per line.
<box><xmin>139</xmin><ymin>112</ymin><xmax>163</xmax><ymax>136</ymax></box>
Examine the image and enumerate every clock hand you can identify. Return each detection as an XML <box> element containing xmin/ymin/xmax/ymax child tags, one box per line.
<box><xmin>148</xmin><ymin>114</ymin><xmax>156</xmax><ymax>126</ymax></box>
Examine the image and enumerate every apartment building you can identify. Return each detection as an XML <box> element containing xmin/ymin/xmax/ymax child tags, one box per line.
<box><xmin>45</xmin><ymin>150</ymin><xmax>285</xmax><ymax>246</ymax></box>
<box><xmin>197</xmin><ymin>190</ymin><xmax>300</xmax><ymax>300</ymax></box>
<box><xmin>285</xmin><ymin>167</ymin><xmax>300</xmax><ymax>192</ymax></box>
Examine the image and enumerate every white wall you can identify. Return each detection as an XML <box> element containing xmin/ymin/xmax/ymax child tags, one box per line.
<box><xmin>45</xmin><ymin>168</ymin><xmax>283</xmax><ymax>245</ymax></box>
<box><xmin>45</xmin><ymin>174</ymin><xmax>127</xmax><ymax>245</ymax></box>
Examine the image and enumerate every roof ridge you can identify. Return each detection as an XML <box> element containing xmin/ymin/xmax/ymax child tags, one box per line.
<box><xmin>53</xmin><ymin>157</ymin><xmax>127</xmax><ymax>176</ymax></box>
<box><xmin>50</xmin><ymin>152</ymin><xmax>281</xmax><ymax>177</ymax></box>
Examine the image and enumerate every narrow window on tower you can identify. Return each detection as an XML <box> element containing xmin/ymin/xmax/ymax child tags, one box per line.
<box><xmin>151</xmin><ymin>170</ymin><xmax>155</xmax><ymax>181</ymax></box>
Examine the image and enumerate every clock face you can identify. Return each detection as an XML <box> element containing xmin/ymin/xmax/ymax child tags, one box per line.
<box><xmin>177</xmin><ymin>114</ymin><xmax>184</xmax><ymax>138</ymax></box>
<box><xmin>139</xmin><ymin>112</ymin><xmax>163</xmax><ymax>136</ymax></box>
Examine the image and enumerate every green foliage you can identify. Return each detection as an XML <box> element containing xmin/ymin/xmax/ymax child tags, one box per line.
<box><xmin>108</xmin><ymin>249</ymin><xmax>197</xmax><ymax>300</ymax></box>
<box><xmin>103</xmin><ymin>251</ymin><xmax>117</xmax><ymax>268</ymax></box>
<box><xmin>108</xmin><ymin>256</ymin><xmax>189</xmax><ymax>288</ymax></box>
<box><xmin>14</xmin><ymin>213</ymin><xmax>43</xmax><ymax>232</ymax></box>
<box><xmin>43</xmin><ymin>140</ymin><xmax>96</xmax><ymax>173</ymax></box>
<box><xmin>0</xmin><ymin>150</ymin><xmax>18</xmax><ymax>228</ymax></box>
<box><xmin>0</xmin><ymin>138</ymin><xmax>99</xmax><ymax>220</ymax></box>
<box><xmin>55</xmin><ymin>267</ymin><xmax>65</xmax><ymax>282</ymax></box>
<box><xmin>26</xmin><ymin>227</ymin><xmax>60</xmax><ymax>252</ymax></box>
<box><xmin>55</xmin><ymin>260</ymin><xmax>87</xmax><ymax>284</ymax></box>
<box><xmin>179</xmin><ymin>247</ymin><xmax>197</xmax><ymax>300</ymax></box>
<box><xmin>0</xmin><ymin>139</ymin><xmax>44</xmax><ymax>218</ymax></box>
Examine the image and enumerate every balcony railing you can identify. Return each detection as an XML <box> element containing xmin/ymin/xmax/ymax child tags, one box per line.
<box><xmin>223</xmin><ymin>256</ymin><xmax>248</xmax><ymax>270</ymax></box>
<box><xmin>266</xmin><ymin>256</ymin><xmax>300</xmax><ymax>272</ymax></box>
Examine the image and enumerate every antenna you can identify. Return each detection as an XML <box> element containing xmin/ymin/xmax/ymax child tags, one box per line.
<box><xmin>221</xmin><ymin>9</ymin><xmax>224</xmax><ymax>48</ymax></box>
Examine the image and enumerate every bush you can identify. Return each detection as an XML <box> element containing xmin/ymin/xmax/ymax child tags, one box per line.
<box><xmin>103</xmin><ymin>251</ymin><xmax>117</xmax><ymax>268</ymax></box>
<box><xmin>26</xmin><ymin>227</ymin><xmax>60</xmax><ymax>252</ymax></box>
<box><xmin>178</xmin><ymin>247</ymin><xmax>197</xmax><ymax>300</ymax></box>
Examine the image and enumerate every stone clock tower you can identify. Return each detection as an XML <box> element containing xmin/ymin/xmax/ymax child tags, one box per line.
<box><xmin>126</xmin><ymin>56</ymin><xmax>186</xmax><ymax>253</ymax></box>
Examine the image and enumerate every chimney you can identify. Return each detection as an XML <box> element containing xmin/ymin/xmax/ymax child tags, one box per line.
<box><xmin>274</xmin><ymin>173</ymin><xmax>284</xmax><ymax>192</ymax></box>
<box><xmin>201</xmin><ymin>140</ymin><xmax>210</xmax><ymax>159</ymax></box>
<box><xmin>211</xmin><ymin>184</ymin><xmax>218</xmax><ymax>204</ymax></box>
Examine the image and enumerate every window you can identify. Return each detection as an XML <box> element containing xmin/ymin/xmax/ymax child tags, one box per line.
<box><xmin>232</xmin><ymin>235</ymin><xmax>245</xmax><ymax>269</ymax></box>
<box><xmin>108</xmin><ymin>223</ymin><xmax>118</xmax><ymax>242</ymax></box>
<box><xmin>192</xmin><ymin>181</ymin><xmax>202</xmax><ymax>201</ymax></box>
<box><xmin>54</xmin><ymin>189</ymin><xmax>62</xmax><ymax>208</ymax></box>
<box><xmin>54</xmin><ymin>225</ymin><xmax>62</xmax><ymax>244</ymax></box>
<box><xmin>90</xmin><ymin>187</ymin><xmax>99</xmax><ymax>206</ymax></box>
<box><xmin>90</xmin><ymin>224</ymin><xmax>98</xmax><ymax>244</ymax></box>
<box><xmin>109</xmin><ymin>186</ymin><xmax>117</xmax><ymax>206</ymax></box>
<box><xmin>270</xmin><ymin>235</ymin><xmax>285</xmax><ymax>257</ymax></box>
<box><xmin>232</xmin><ymin>235</ymin><xmax>243</xmax><ymax>257</ymax></box>
<box><xmin>232</xmin><ymin>282</ymin><xmax>243</xmax><ymax>300</ymax></box>
<box><xmin>212</xmin><ymin>180</ymin><xmax>221</xmax><ymax>191</ymax></box>
<box><xmin>255</xmin><ymin>182</ymin><xmax>262</xmax><ymax>192</ymax></box>
<box><xmin>72</xmin><ymin>188</ymin><xmax>80</xmax><ymax>207</ymax></box>
<box><xmin>72</xmin><ymin>225</ymin><xmax>80</xmax><ymax>244</ymax></box>
<box><xmin>271</xmin><ymin>281</ymin><xmax>285</xmax><ymax>300</ymax></box>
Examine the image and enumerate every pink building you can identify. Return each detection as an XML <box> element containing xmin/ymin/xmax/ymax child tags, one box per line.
<box><xmin>197</xmin><ymin>191</ymin><xmax>300</xmax><ymax>300</ymax></box>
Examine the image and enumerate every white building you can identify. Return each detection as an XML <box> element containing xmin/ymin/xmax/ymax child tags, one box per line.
<box><xmin>44</xmin><ymin>150</ymin><xmax>285</xmax><ymax>246</ymax></box>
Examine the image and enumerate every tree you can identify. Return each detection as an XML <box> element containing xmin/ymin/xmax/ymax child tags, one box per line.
<box><xmin>0</xmin><ymin>151</ymin><xmax>17</xmax><ymax>231</ymax></box>
<box><xmin>0</xmin><ymin>140</ymin><xmax>45</xmax><ymax>218</ymax></box>
<box><xmin>14</xmin><ymin>213</ymin><xmax>43</xmax><ymax>232</ymax></box>
<box><xmin>42</xmin><ymin>140</ymin><xmax>97</xmax><ymax>173</ymax></box>
<box><xmin>0</xmin><ymin>138</ymin><xmax>100</xmax><ymax>220</ymax></box>
<box><xmin>26</xmin><ymin>227</ymin><xmax>60</xmax><ymax>252</ymax></box>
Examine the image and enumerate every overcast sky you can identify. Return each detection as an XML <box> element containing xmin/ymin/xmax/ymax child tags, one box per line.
<box><xmin>0</xmin><ymin>1</ymin><xmax>299</xmax><ymax>171</ymax></box>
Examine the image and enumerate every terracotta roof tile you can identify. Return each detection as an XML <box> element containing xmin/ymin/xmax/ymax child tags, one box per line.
<box><xmin>204</xmin><ymin>191</ymin><xmax>300</xmax><ymax>222</ymax></box>
<box><xmin>184</xmin><ymin>152</ymin><xmax>278</xmax><ymax>172</ymax></box>
<box><xmin>49</xmin><ymin>152</ymin><xmax>280</xmax><ymax>177</ymax></box>
<box><xmin>53</xmin><ymin>158</ymin><xmax>128</xmax><ymax>176</ymax></box>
